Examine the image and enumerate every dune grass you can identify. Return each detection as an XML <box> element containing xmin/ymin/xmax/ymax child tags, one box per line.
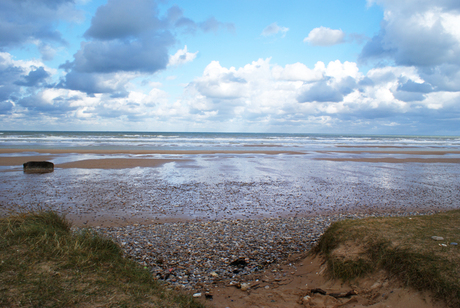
<box><xmin>314</xmin><ymin>210</ymin><xmax>460</xmax><ymax>307</ymax></box>
<box><xmin>0</xmin><ymin>211</ymin><xmax>205</xmax><ymax>307</ymax></box>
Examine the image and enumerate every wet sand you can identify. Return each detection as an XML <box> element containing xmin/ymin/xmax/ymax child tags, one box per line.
<box><xmin>57</xmin><ymin>158</ymin><xmax>182</xmax><ymax>169</ymax></box>
<box><xmin>1</xmin><ymin>148</ymin><xmax>460</xmax><ymax>169</ymax></box>
<box><xmin>319</xmin><ymin>150</ymin><xmax>460</xmax><ymax>155</ymax></box>
<box><xmin>316</xmin><ymin>157</ymin><xmax>460</xmax><ymax>163</ymax></box>
<box><xmin>1</xmin><ymin>147</ymin><xmax>459</xmax><ymax>228</ymax></box>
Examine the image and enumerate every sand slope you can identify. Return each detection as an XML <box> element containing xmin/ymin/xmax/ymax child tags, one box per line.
<box><xmin>198</xmin><ymin>255</ymin><xmax>446</xmax><ymax>308</ymax></box>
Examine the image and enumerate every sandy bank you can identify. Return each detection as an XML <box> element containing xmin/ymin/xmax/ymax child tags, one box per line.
<box><xmin>320</xmin><ymin>150</ymin><xmax>460</xmax><ymax>155</ymax></box>
<box><xmin>316</xmin><ymin>157</ymin><xmax>460</xmax><ymax>163</ymax></box>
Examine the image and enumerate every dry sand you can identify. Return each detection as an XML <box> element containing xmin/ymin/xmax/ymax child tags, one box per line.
<box><xmin>320</xmin><ymin>150</ymin><xmax>460</xmax><ymax>155</ymax></box>
<box><xmin>198</xmin><ymin>255</ymin><xmax>446</xmax><ymax>308</ymax></box>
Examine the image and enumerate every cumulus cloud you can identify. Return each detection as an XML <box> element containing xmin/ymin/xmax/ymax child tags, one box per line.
<box><xmin>17</xmin><ymin>89</ymin><xmax>80</xmax><ymax>115</ymax></box>
<box><xmin>361</xmin><ymin>0</ymin><xmax>460</xmax><ymax>67</ymax></box>
<box><xmin>261</xmin><ymin>22</ymin><xmax>289</xmax><ymax>37</ymax></box>
<box><xmin>58</xmin><ymin>0</ymin><xmax>174</xmax><ymax>94</ymax></box>
<box><xmin>272</xmin><ymin>62</ymin><xmax>324</xmax><ymax>82</ymax></box>
<box><xmin>14</xmin><ymin>67</ymin><xmax>50</xmax><ymax>87</ymax></box>
<box><xmin>0</xmin><ymin>0</ymin><xmax>82</xmax><ymax>54</ymax></box>
<box><xmin>357</xmin><ymin>0</ymin><xmax>460</xmax><ymax>124</ymax></box>
<box><xmin>177</xmin><ymin>56</ymin><xmax>460</xmax><ymax>133</ymax></box>
<box><xmin>418</xmin><ymin>64</ymin><xmax>460</xmax><ymax>92</ymax></box>
<box><xmin>59</xmin><ymin>0</ymin><xmax>232</xmax><ymax>95</ymax></box>
<box><xmin>0</xmin><ymin>52</ymin><xmax>52</xmax><ymax>112</ymax></box>
<box><xmin>297</xmin><ymin>77</ymin><xmax>357</xmax><ymax>103</ymax></box>
<box><xmin>168</xmin><ymin>46</ymin><xmax>198</xmax><ymax>67</ymax></box>
<box><xmin>0</xmin><ymin>100</ymin><xmax>13</xmax><ymax>114</ymax></box>
<box><xmin>83</xmin><ymin>0</ymin><xmax>160</xmax><ymax>40</ymax></box>
<box><xmin>57</xmin><ymin>71</ymin><xmax>135</xmax><ymax>95</ymax></box>
<box><xmin>64</xmin><ymin>0</ymin><xmax>174</xmax><ymax>75</ymax></box>
<box><xmin>304</xmin><ymin>27</ymin><xmax>345</xmax><ymax>46</ymax></box>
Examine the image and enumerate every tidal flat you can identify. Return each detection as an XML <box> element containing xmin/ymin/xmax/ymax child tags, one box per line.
<box><xmin>1</xmin><ymin>150</ymin><xmax>459</xmax><ymax>225</ymax></box>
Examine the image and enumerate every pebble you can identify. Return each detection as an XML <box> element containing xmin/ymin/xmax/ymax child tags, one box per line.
<box><xmin>302</xmin><ymin>295</ymin><xmax>311</xmax><ymax>304</ymax></box>
<box><xmin>240</xmin><ymin>283</ymin><xmax>250</xmax><ymax>291</ymax></box>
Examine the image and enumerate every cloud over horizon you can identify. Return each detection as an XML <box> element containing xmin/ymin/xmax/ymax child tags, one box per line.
<box><xmin>0</xmin><ymin>0</ymin><xmax>459</xmax><ymax>134</ymax></box>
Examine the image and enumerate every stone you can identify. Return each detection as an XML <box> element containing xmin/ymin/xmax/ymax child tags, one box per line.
<box><xmin>302</xmin><ymin>295</ymin><xmax>311</xmax><ymax>304</ymax></box>
<box><xmin>23</xmin><ymin>161</ymin><xmax>54</xmax><ymax>174</ymax></box>
<box><xmin>192</xmin><ymin>293</ymin><xmax>201</xmax><ymax>298</ymax></box>
<box><xmin>431</xmin><ymin>236</ymin><xmax>444</xmax><ymax>241</ymax></box>
<box><xmin>240</xmin><ymin>283</ymin><xmax>250</xmax><ymax>291</ymax></box>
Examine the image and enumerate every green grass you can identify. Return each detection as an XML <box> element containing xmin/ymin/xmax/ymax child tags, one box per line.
<box><xmin>0</xmin><ymin>211</ymin><xmax>205</xmax><ymax>307</ymax></box>
<box><xmin>313</xmin><ymin>210</ymin><xmax>460</xmax><ymax>307</ymax></box>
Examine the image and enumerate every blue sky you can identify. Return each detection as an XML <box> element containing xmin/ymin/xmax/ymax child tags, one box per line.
<box><xmin>1</xmin><ymin>0</ymin><xmax>459</xmax><ymax>135</ymax></box>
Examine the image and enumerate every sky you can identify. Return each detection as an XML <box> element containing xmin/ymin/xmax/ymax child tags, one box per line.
<box><xmin>1</xmin><ymin>0</ymin><xmax>460</xmax><ymax>135</ymax></box>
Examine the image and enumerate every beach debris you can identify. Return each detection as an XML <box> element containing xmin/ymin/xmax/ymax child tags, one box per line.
<box><xmin>204</xmin><ymin>293</ymin><xmax>213</xmax><ymax>300</ymax></box>
<box><xmin>192</xmin><ymin>292</ymin><xmax>201</xmax><ymax>298</ymax></box>
<box><xmin>23</xmin><ymin>161</ymin><xmax>54</xmax><ymax>174</ymax></box>
<box><xmin>450</xmin><ymin>242</ymin><xmax>458</xmax><ymax>246</ymax></box>
<box><xmin>431</xmin><ymin>236</ymin><xmax>444</xmax><ymax>241</ymax></box>
<box><xmin>329</xmin><ymin>290</ymin><xmax>359</xmax><ymax>298</ymax></box>
<box><xmin>229</xmin><ymin>257</ymin><xmax>248</xmax><ymax>267</ymax></box>
<box><xmin>311</xmin><ymin>288</ymin><xmax>327</xmax><ymax>295</ymax></box>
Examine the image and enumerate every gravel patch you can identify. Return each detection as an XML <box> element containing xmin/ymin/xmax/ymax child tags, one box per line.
<box><xmin>84</xmin><ymin>210</ymin><xmax>437</xmax><ymax>291</ymax></box>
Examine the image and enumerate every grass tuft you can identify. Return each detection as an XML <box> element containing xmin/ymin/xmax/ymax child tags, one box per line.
<box><xmin>0</xmin><ymin>210</ymin><xmax>205</xmax><ymax>307</ymax></box>
<box><xmin>314</xmin><ymin>210</ymin><xmax>460</xmax><ymax>307</ymax></box>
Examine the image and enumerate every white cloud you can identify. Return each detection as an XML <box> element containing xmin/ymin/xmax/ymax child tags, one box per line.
<box><xmin>362</xmin><ymin>0</ymin><xmax>460</xmax><ymax>67</ymax></box>
<box><xmin>261</xmin><ymin>22</ymin><xmax>289</xmax><ymax>37</ymax></box>
<box><xmin>168</xmin><ymin>45</ymin><xmax>198</xmax><ymax>67</ymax></box>
<box><xmin>272</xmin><ymin>62</ymin><xmax>324</xmax><ymax>82</ymax></box>
<box><xmin>173</xmin><ymin>56</ymin><xmax>460</xmax><ymax>133</ymax></box>
<box><xmin>304</xmin><ymin>27</ymin><xmax>345</xmax><ymax>46</ymax></box>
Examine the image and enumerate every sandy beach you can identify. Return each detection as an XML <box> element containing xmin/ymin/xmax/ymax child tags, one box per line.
<box><xmin>1</xmin><ymin>143</ymin><xmax>459</xmax><ymax>307</ymax></box>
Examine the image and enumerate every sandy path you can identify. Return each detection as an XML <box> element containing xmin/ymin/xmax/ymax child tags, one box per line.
<box><xmin>198</xmin><ymin>255</ymin><xmax>446</xmax><ymax>308</ymax></box>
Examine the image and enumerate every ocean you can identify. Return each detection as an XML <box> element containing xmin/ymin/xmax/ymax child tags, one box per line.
<box><xmin>1</xmin><ymin>131</ymin><xmax>459</xmax><ymax>151</ymax></box>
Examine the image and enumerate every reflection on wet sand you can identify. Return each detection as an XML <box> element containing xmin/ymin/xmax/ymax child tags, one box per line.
<box><xmin>0</xmin><ymin>150</ymin><xmax>459</xmax><ymax>227</ymax></box>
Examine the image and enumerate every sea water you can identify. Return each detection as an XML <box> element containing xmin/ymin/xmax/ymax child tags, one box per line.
<box><xmin>1</xmin><ymin>131</ymin><xmax>459</xmax><ymax>151</ymax></box>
